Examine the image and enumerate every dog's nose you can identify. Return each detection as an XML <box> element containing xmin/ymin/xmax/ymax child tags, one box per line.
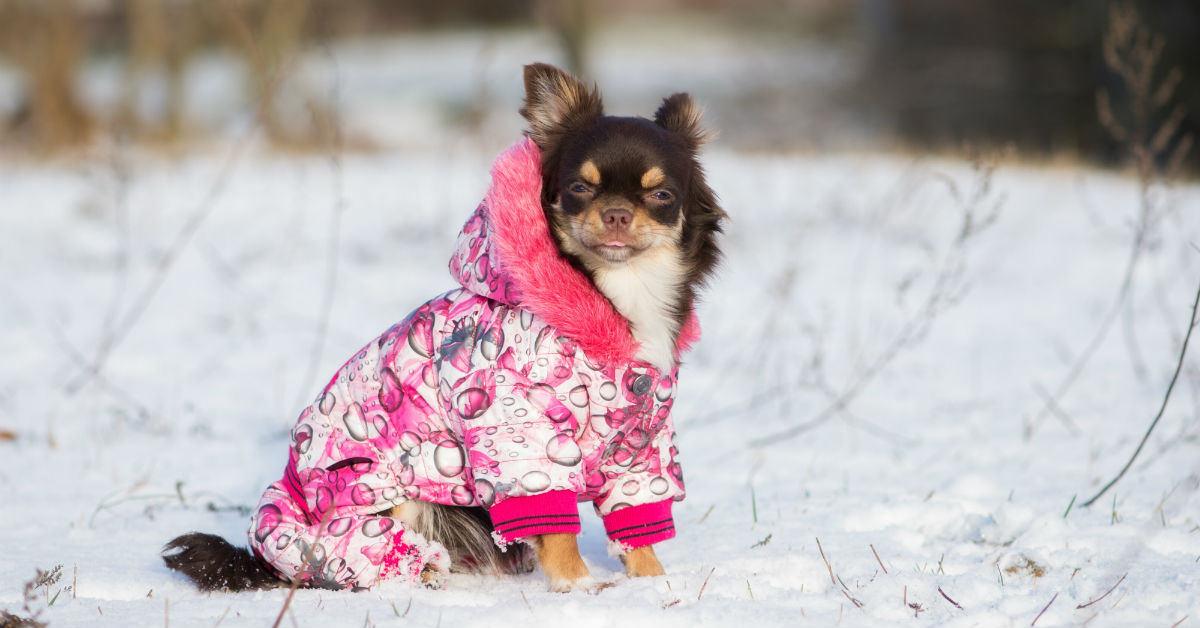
<box><xmin>602</xmin><ymin>208</ymin><xmax>633</xmax><ymax>230</ymax></box>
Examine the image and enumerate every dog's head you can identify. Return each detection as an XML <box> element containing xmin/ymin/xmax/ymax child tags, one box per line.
<box><xmin>519</xmin><ymin>63</ymin><xmax>724</xmax><ymax>287</ymax></box>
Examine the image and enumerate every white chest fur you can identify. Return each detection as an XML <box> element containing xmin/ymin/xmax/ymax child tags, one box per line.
<box><xmin>592</xmin><ymin>247</ymin><xmax>685</xmax><ymax>371</ymax></box>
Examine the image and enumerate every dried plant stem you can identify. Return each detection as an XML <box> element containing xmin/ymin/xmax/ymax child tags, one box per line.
<box><xmin>816</xmin><ymin>537</ymin><xmax>835</xmax><ymax>585</ymax></box>
<box><xmin>271</xmin><ymin>510</ymin><xmax>332</xmax><ymax>628</ymax></box>
<box><xmin>295</xmin><ymin>46</ymin><xmax>347</xmax><ymax>408</ymax></box>
<box><xmin>870</xmin><ymin>544</ymin><xmax>888</xmax><ymax>574</ymax></box>
<box><xmin>1030</xmin><ymin>202</ymin><xmax>1149</xmax><ymax>437</ymax></box>
<box><xmin>1076</xmin><ymin>573</ymin><xmax>1128</xmax><ymax>609</ymax></box>
<box><xmin>61</xmin><ymin>37</ymin><xmax>300</xmax><ymax>400</ymax></box>
<box><xmin>1082</xmin><ymin>277</ymin><xmax>1200</xmax><ymax>508</ymax></box>
<box><xmin>937</xmin><ymin>586</ymin><xmax>963</xmax><ymax>610</ymax></box>
<box><xmin>751</xmin><ymin>164</ymin><xmax>1000</xmax><ymax>447</ymax></box>
<box><xmin>697</xmin><ymin>567</ymin><xmax>716</xmax><ymax>601</ymax></box>
<box><xmin>1035</xmin><ymin>2</ymin><xmax>1195</xmax><ymax>438</ymax></box>
<box><xmin>1031</xmin><ymin>592</ymin><xmax>1057</xmax><ymax>627</ymax></box>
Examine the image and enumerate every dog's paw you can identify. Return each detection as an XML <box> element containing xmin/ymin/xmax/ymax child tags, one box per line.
<box><xmin>620</xmin><ymin>545</ymin><xmax>666</xmax><ymax>578</ymax></box>
<box><xmin>548</xmin><ymin>575</ymin><xmax>616</xmax><ymax>594</ymax></box>
<box><xmin>420</xmin><ymin>562</ymin><xmax>445</xmax><ymax>589</ymax></box>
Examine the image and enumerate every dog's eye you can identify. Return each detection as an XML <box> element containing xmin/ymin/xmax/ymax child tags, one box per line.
<box><xmin>569</xmin><ymin>182</ymin><xmax>591</xmax><ymax>195</ymax></box>
<box><xmin>650</xmin><ymin>190</ymin><xmax>674</xmax><ymax>202</ymax></box>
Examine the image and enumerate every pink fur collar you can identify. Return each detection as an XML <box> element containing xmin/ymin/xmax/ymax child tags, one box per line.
<box><xmin>449</xmin><ymin>138</ymin><xmax>699</xmax><ymax>367</ymax></box>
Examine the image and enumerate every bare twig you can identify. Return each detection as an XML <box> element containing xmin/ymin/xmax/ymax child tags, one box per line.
<box><xmin>1031</xmin><ymin>592</ymin><xmax>1057</xmax><ymax>627</ymax></box>
<box><xmin>751</xmin><ymin>162</ymin><xmax>1001</xmax><ymax>447</ymax></box>
<box><xmin>520</xmin><ymin>590</ymin><xmax>532</xmax><ymax>613</ymax></box>
<box><xmin>1032</xmin><ymin>2</ymin><xmax>1194</xmax><ymax>438</ymax></box>
<box><xmin>60</xmin><ymin>28</ymin><xmax>302</xmax><ymax>400</ymax></box>
<box><xmin>870</xmin><ymin>544</ymin><xmax>888</xmax><ymax>575</ymax></box>
<box><xmin>1076</xmin><ymin>573</ymin><xmax>1128</xmax><ymax>609</ymax></box>
<box><xmin>904</xmin><ymin>585</ymin><xmax>924</xmax><ymax>617</ymax></box>
<box><xmin>1082</xmin><ymin>277</ymin><xmax>1200</xmax><ymax>507</ymax></box>
<box><xmin>816</xmin><ymin>537</ymin><xmax>835</xmax><ymax>585</ymax></box>
<box><xmin>1028</xmin><ymin>224</ymin><xmax>1148</xmax><ymax>437</ymax></box>
<box><xmin>697</xmin><ymin>567</ymin><xmax>716</xmax><ymax>601</ymax></box>
<box><xmin>937</xmin><ymin>586</ymin><xmax>963</xmax><ymax>610</ymax></box>
<box><xmin>271</xmin><ymin>509</ymin><xmax>332</xmax><ymax>628</ymax></box>
<box><xmin>295</xmin><ymin>44</ymin><xmax>347</xmax><ymax>408</ymax></box>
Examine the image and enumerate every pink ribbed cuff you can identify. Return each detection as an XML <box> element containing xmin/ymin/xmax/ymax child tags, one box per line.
<box><xmin>490</xmin><ymin>490</ymin><xmax>580</xmax><ymax>542</ymax></box>
<box><xmin>602</xmin><ymin>501</ymin><xmax>675</xmax><ymax>549</ymax></box>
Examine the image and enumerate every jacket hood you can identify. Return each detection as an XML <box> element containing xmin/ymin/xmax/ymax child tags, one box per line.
<box><xmin>449</xmin><ymin>138</ymin><xmax>699</xmax><ymax>367</ymax></box>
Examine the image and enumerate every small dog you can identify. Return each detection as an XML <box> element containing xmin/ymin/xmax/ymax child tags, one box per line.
<box><xmin>163</xmin><ymin>62</ymin><xmax>724</xmax><ymax>593</ymax></box>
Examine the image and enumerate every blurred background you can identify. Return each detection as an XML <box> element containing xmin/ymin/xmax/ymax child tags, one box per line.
<box><xmin>0</xmin><ymin>0</ymin><xmax>1196</xmax><ymax>172</ymax></box>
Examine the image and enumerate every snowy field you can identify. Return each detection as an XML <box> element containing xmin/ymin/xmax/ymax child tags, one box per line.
<box><xmin>2</xmin><ymin>138</ymin><xmax>1198</xmax><ymax>627</ymax></box>
<box><xmin>2</xmin><ymin>29</ymin><xmax>1200</xmax><ymax>628</ymax></box>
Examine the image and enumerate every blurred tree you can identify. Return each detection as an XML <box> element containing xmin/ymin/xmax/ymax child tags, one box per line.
<box><xmin>0</xmin><ymin>0</ymin><xmax>94</xmax><ymax>151</ymax></box>
<box><xmin>536</xmin><ymin>0</ymin><xmax>590</xmax><ymax>78</ymax></box>
<box><xmin>206</xmin><ymin>0</ymin><xmax>334</xmax><ymax>149</ymax></box>
<box><xmin>116</xmin><ymin>0</ymin><xmax>200</xmax><ymax>145</ymax></box>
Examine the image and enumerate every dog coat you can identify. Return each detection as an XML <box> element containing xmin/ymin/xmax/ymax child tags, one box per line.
<box><xmin>246</xmin><ymin>138</ymin><xmax>698</xmax><ymax>589</ymax></box>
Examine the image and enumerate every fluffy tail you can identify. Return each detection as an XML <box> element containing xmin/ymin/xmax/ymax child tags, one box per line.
<box><xmin>162</xmin><ymin>532</ymin><xmax>285</xmax><ymax>591</ymax></box>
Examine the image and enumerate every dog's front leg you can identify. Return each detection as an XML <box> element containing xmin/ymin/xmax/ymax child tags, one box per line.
<box><xmin>620</xmin><ymin>544</ymin><xmax>665</xmax><ymax>578</ymax></box>
<box><xmin>532</xmin><ymin>533</ymin><xmax>595</xmax><ymax>592</ymax></box>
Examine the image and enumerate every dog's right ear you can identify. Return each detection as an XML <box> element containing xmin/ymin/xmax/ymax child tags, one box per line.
<box><xmin>520</xmin><ymin>63</ymin><xmax>603</xmax><ymax>150</ymax></box>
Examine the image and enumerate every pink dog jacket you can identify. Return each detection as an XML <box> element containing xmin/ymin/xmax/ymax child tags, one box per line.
<box><xmin>246</xmin><ymin>139</ymin><xmax>696</xmax><ymax>589</ymax></box>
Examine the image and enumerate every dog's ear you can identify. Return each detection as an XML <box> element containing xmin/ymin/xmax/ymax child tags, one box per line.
<box><xmin>521</xmin><ymin>63</ymin><xmax>603</xmax><ymax>150</ymax></box>
<box><xmin>654</xmin><ymin>93</ymin><xmax>715</xmax><ymax>150</ymax></box>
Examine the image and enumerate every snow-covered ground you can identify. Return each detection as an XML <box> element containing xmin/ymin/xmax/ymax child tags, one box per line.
<box><xmin>2</xmin><ymin>27</ymin><xmax>1199</xmax><ymax>628</ymax></box>
<box><xmin>2</xmin><ymin>138</ymin><xmax>1198</xmax><ymax>627</ymax></box>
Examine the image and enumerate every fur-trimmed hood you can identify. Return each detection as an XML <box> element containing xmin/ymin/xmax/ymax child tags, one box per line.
<box><xmin>448</xmin><ymin>138</ymin><xmax>699</xmax><ymax>367</ymax></box>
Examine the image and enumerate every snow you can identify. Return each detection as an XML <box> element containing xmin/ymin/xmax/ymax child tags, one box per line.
<box><xmin>2</xmin><ymin>33</ymin><xmax>1200</xmax><ymax>628</ymax></box>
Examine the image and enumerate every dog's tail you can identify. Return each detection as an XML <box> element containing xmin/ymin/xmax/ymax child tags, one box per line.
<box><xmin>162</xmin><ymin>532</ymin><xmax>285</xmax><ymax>591</ymax></box>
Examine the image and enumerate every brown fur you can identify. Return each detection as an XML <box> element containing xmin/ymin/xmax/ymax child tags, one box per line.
<box><xmin>580</xmin><ymin>160</ymin><xmax>601</xmax><ymax>185</ymax></box>
<box><xmin>641</xmin><ymin>166</ymin><xmax>665</xmax><ymax>188</ymax></box>
<box><xmin>531</xmin><ymin>533</ymin><xmax>594</xmax><ymax>592</ymax></box>
<box><xmin>620</xmin><ymin>545</ymin><xmax>665</xmax><ymax>578</ymax></box>
<box><xmin>384</xmin><ymin>501</ymin><xmax>532</xmax><ymax>576</ymax></box>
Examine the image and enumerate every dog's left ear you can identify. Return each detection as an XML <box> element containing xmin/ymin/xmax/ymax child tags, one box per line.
<box><xmin>655</xmin><ymin>93</ymin><xmax>726</xmax><ymax>222</ymax></box>
<box><xmin>654</xmin><ymin>93</ymin><xmax>715</xmax><ymax>150</ymax></box>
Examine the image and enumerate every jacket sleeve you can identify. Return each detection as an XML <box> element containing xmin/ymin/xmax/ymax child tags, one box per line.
<box><xmin>449</xmin><ymin>320</ymin><xmax>590</xmax><ymax>544</ymax></box>
<box><xmin>591</xmin><ymin>368</ymin><xmax>687</xmax><ymax>551</ymax></box>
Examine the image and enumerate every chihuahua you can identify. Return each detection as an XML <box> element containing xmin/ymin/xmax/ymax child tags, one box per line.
<box><xmin>163</xmin><ymin>62</ymin><xmax>724</xmax><ymax>593</ymax></box>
